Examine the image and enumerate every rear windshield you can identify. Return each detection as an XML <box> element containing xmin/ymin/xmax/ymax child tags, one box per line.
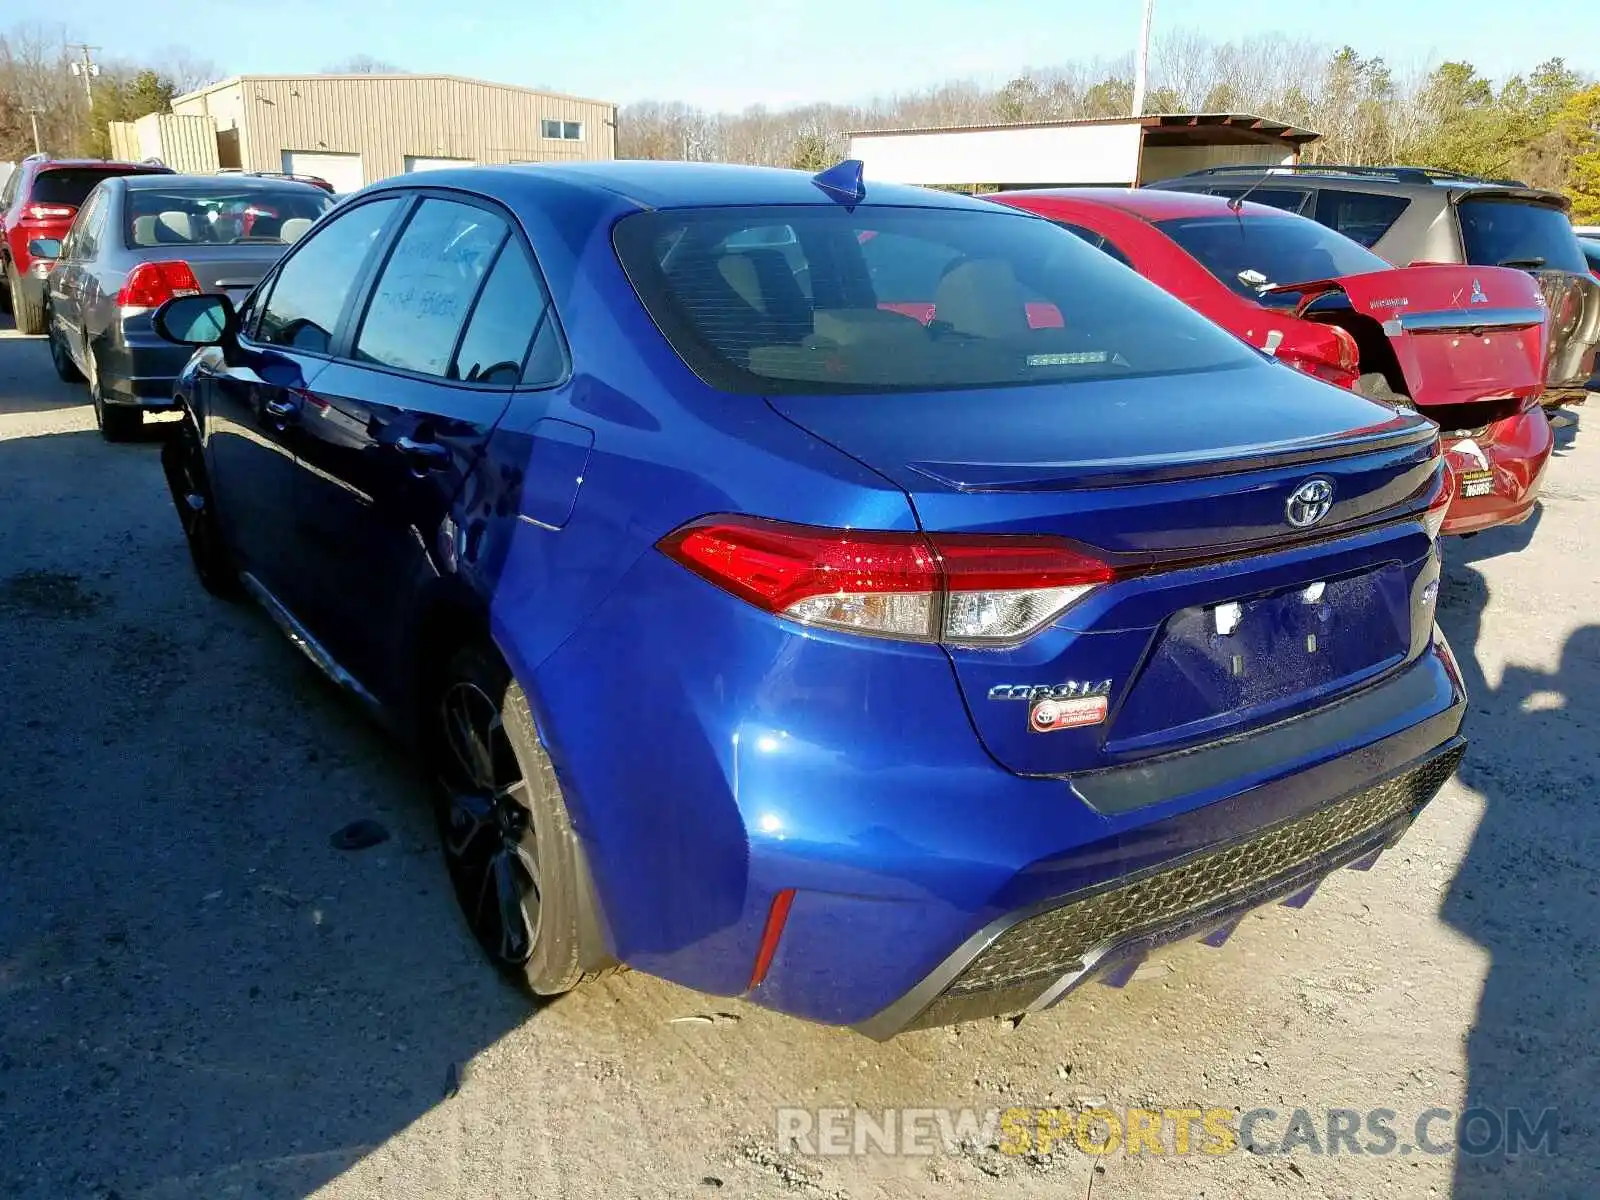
<box><xmin>1157</xmin><ymin>213</ymin><xmax>1391</xmax><ymax>308</ymax></box>
<box><xmin>1457</xmin><ymin>197</ymin><xmax>1586</xmax><ymax>274</ymax></box>
<box><xmin>125</xmin><ymin>187</ymin><xmax>334</xmax><ymax>248</ymax></box>
<box><xmin>612</xmin><ymin>205</ymin><xmax>1261</xmax><ymax>394</ymax></box>
<box><xmin>31</xmin><ymin>168</ymin><xmax>151</xmax><ymax>208</ymax></box>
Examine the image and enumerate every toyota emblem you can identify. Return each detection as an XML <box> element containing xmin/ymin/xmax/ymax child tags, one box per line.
<box><xmin>1286</xmin><ymin>478</ymin><xmax>1334</xmax><ymax>529</ymax></box>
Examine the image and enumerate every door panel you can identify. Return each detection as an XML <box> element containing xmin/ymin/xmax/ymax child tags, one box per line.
<box><xmin>286</xmin><ymin>196</ymin><xmax>551</xmax><ymax>698</ymax></box>
<box><xmin>202</xmin><ymin>196</ymin><xmax>405</xmax><ymax>602</ymax></box>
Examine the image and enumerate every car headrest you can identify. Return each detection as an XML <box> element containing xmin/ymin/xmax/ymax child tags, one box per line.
<box><xmin>279</xmin><ymin>217</ymin><xmax>314</xmax><ymax>245</ymax></box>
<box><xmin>156</xmin><ymin>211</ymin><xmax>194</xmax><ymax>242</ymax></box>
<box><xmin>932</xmin><ymin>259</ymin><xmax>1029</xmax><ymax>339</ymax></box>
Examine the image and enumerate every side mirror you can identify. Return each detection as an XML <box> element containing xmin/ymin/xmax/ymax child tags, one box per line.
<box><xmin>153</xmin><ymin>293</ymin><xmax>237</xmax><ymax>347</ymax></box>
<box><xmin>27</xmin><ymin>238</ymin><xmax>61</xmax><ymax>260</ymax></box>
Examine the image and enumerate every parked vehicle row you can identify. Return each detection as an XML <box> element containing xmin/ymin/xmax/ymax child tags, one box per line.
<box><xmin>1</xmin><ymin>154</ymin><xmax>175</xmax><ymax>335</ymax></box>
<box><xmin>32</xmin><ymin>173</ymin><xmax>334</xmax><ymax>439</ymax></box>
<box><xmin>1145</xmin><ymin>163</ymin><xmax>1600</xmax><ymax>409</ymax></box>
<box><xmin>31</xmin><ymin>156</ymin><xmax>1574</xmax><ymax>1037</ymax></box>
<box><xmin>987</xmin><ymin>188</ymin><xmax>1553</xmax><ymax>537</ymax></box>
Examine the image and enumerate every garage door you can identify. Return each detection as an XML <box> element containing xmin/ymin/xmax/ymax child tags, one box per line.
<box><xmin>281</xmin><ymin>151</ymin><xmax>364</xmax><ymax>193</ymax></box>
<box><xmin>404</xmin><ymin>156</ymin><xmax>477</xmax><ymax>173</ymax></box>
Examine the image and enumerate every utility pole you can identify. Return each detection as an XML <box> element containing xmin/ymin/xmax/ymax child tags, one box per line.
<box><xmin>1131</xmin><ymin>0</ymin><xmax>1155</xmax><ymax>117</ymax></box>
<box><xmin>67</xmin><ymin>43</ymin><xmax>102</xmax><ymax>108</ymax></box>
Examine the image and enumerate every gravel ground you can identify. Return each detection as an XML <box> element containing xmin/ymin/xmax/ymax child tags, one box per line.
<box><xmin>1</xmin><ymin>314</ymin><xmax>1596</xmax><ymax>1200</ymax></box>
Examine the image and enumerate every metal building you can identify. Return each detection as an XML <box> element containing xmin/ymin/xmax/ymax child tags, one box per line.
<box><xmin>847</xmin><ymin>113</ymin><xmax>1319</xmax><ymax>191</ymax></box>
<box><xmin>166</xmin><ymin>74</ymin><xmax>616</xmax><ymax>192</ymax></box>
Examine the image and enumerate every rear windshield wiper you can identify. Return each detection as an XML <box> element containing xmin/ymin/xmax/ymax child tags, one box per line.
<box><xmin>1498</xmin><ymin>256</ymin><xmax>1547</xmax><ymax>269</ymax></box>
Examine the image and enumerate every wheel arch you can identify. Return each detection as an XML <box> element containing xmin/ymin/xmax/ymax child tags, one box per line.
<box><xmin>409</xmin><ymin>580</ymin><xmax>620</xmax><ymax>973</ymax></box>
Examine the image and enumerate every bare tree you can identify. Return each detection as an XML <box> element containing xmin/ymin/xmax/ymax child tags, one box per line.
<box><xmin>321</xmin><ymin>55</ymin><xmax>405</xmax><ymax>75</ymax></box>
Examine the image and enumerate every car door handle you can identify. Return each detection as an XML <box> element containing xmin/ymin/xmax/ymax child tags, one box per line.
<box><xmin>264</xmin><ymin>396</ymin><xmax>300</xmax><ymax>425</ymax></box>
<box><xmin>394</xmin><ymin>435</ymin><xmax>450</xmax><ymax>468</ymax></box>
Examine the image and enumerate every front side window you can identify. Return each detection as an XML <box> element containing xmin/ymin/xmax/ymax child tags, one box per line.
<box><xmin>1158</xmin><ymin>212</ymin><xmax>1390</xmax><ymax>307</ymax></box>
<box><xmin>1457</xmin><ymin>197</ymin><xmax>1587</xmax><ymax>274</ymax></box>
<box><xmin>257</xmin><ymin>197</ymin><xmax>402</xmax><ymax>354</ymax></box>
<box><xmin>615</xmin><ymin>204</ymin><xmax>1262</xmax><ymax>394</ymax></box>
<box><xmin>353</xmin><ymin>198</ymin><xmax>508</xmax><ymax>377</ymax></box>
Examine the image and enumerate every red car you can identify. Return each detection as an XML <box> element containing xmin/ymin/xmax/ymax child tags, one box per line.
<box><xmin>1</xmin><ymin>155</ymin><xmax>172</xmax><ymax>334</ymax></box>
<box><xmin>989</xmin><ymin>189</ymin><xmax>1554</xmax><ymax>536</ymax></box>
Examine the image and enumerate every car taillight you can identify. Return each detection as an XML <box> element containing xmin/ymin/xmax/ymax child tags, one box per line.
<box><xmin>659</xmin><ymin>516</ymin><xmax>1115</xmax><ymax>645</ymax></box>
<box><xmin>117</xmin><ymin>261</ymin><xmax>202</xmax><ymax>309</ymax></box>
<box><xmin>24</xmin><ymin>204</ymin><xmax>75</xmax><ymax>221</ymax></box>
<box><xmin>1423</xmin><ymin>463</ymin><xmax>1454</xmax><ymax>542</ymax></box>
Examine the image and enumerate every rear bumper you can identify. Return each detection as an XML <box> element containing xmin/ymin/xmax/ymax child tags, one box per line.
<box><xmin>96</xmin><ymin>337</ymin><xmax>190</xmax><ymax>409</ymax></box>
<box><xmin>855</xmin><ymin>737</ymin><xmax>1462</xmax><ymax>1036</ymax></box>
<box><xmin>1439</xmin><ymin>409</ymin><xmax>1553</xmax><ymax>536</ymax></box>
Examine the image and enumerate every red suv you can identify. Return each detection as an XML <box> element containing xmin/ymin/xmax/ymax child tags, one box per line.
<box><xmin>1</xmin><ymin>155</ymin><xmax>173</xmax><ymax>334</ymax></box>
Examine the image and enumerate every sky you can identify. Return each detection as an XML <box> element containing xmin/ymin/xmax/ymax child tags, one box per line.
<box><xmin>30</xmin><ymin>0</ymin><xmax>1600</xmax><ymax>111</ymax></box>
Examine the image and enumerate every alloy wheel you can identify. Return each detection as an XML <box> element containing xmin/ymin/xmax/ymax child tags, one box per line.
<box><xmin>438</xmin><ymin>680</ymin><xmax>542</xmax><ymax>965</ymax></box>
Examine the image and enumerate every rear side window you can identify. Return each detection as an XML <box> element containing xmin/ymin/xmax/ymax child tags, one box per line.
<box><xmin>1313</xmin><ymin>190</ymin><xmax>1410</xmax><ymax>249</ymax></box>
<box><xmin>257</xmin><ymin>197</ymin><xmax>401</xmax><ymax>354</ymax></box>
<box><xmin>31</xmin><ymin>169</ymin><xmax>140</xmax><ymax>208</ymax></box>
<box><xmin>1158</xmin><ymin>213</ymin><xmax>1391</xmax><ymax>308</ymax></box>
<box><xmin>613</xmin><ymin>204</ymin><xmax>1260</xmax><ymax>395</ymax></box>
<box><xmin>353</xmin><ymin>198</ymin><xmax>508</xmax><ymax>378</ymax></box>
<box><xmin>452</xmin><ymin>241</ymin><xmax>565</xmax><ymax>386</ymax></box>
<box><xmin>1054</xmin><ymin>221</ymin><xmax>1133</xmax><ymax>267</ymax></box>
<box><xmin>1457</xmin><ymin>198</ymin><xmax>1586</xmax><ymax>273</ymax></box>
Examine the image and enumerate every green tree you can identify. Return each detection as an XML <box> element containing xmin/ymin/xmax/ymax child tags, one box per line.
<box><xmin>1557</xmin><ymin>85</ymin><xmax>1600</xmax><ymax>222</ymax></box>
<box><xmin>85</xmin><ymin>68</ymin><xmax>177</xmax><ymax>158</ymax></box>
<box><xmin>789</xmin><ymin>131</ymin><xmax>832</xmax><ymax>172</ymax></box>
<box><xmin>994</xmin><ymin>76</ymin><xmax>1041</xmax><ymax>123</ymax></box>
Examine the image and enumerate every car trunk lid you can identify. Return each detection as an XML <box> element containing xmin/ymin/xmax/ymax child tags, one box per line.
<box><xmin>1272</xmin><ymin>264</ymin><xmax>1549</xmax><ymax>414</ymax></box>
<box><xmin>768</xmin><ymin>363</ymin><xmax>1443</xmax><ymax>777</ymax></box>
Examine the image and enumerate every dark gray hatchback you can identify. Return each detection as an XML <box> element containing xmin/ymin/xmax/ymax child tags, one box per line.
<box><xmin>1147</xmin><ymin>164</ymin><xmax>1600</xmax><ymax>404</ymax></box>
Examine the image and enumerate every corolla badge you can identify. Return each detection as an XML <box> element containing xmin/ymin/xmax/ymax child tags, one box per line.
<box><xmin>1470</xmin><ymin>278</ymin><xmax>1488</xmax><ymax>305</ymax></box>
<box><xmin>1285</xmin><ymin>478</ymin><xmax>1335</xmax><ymax>529</ymax></box>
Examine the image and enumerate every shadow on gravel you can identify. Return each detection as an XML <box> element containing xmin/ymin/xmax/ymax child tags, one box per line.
<box><xmin>0</xmin><ymin>421</ymin><xmax>532</xmax><ymax>1200</ymax></box>
<box><xmin>1436</xmin><ymin>524</ymin><xmax>1600</xmax><ymax>1195</ymax></box>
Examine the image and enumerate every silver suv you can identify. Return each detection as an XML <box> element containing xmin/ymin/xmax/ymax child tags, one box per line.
<box><xmin>1148</xmin><ymin>165</ymin><xmax>1599</xmax><ymax>405</ymax></box>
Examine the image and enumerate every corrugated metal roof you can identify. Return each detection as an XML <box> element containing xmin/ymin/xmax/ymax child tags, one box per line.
<box><xmin>174</xmin><ymin>73</ymin><xmax>614</xmax><ymax>111</ymax></box>
<box><xmin>848</xmin><ymin>112</ymin><xmax>1320</xmax><ymax>144</ymax></box>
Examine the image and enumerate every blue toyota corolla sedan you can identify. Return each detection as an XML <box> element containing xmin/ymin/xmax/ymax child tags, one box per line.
<box><xmin>151</xmin><ymin>160</ymin><xmax>1465</xmax><ymax>1037</ymax></box>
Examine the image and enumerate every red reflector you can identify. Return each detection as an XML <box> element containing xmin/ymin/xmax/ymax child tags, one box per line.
<box><xmin>117</xmin><ymin>261</ymin><xmax>202</xmax><ymax>308</ymax></box>
<box><xmin>659</xmin><ymin>517</ymin><xmax>938</xmax><ymax>613</ymax></box>
<box><xmin>747</xmin><ymin>888</ymin><xmax>797</xmax><ymax>990</ymax></box>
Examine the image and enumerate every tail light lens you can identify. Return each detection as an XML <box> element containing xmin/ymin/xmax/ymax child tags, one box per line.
<box><xmin>1282</xmin><ymin>325</ymin><xmax>1362</xmax><ymax>391</ymax></box>
<box><xmin>659</xmin><ymin>516</ymin><xmax>1115</xmax><ymax>645</ymax></box>
<box><xmin>1423</xmin><ymin>463</ymin><xmax>1454</xmax><ymax>541</ymax></box>
<box><xmin>117</xmin><ymin>261</ymin><xmax>202</xmax><ymax>309</ymax></box>
<box><xmin>23</xmin><ymin>204</ymin><xmax>75</xmax><ymax>222</ymax></box>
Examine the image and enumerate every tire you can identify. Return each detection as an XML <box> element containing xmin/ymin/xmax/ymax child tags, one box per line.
<box><xmin>432</xmin><ymin>641</ymin><xmax>608</xmax><ymax>996</ymax></box>
<box><xmin>88</xmin><ymin>350</ymin><xmax>142</xmax><ymax>442</ymax></box>
<box><xmin>47</xmin><ymin>313</ymin><xmax>84</xmax><ymax>383</ymax></box>
<box><xmin>160</xmin><ymin>414</ymin><xmax>240</xmax><ymax>599</ymax></box>
<box><xmin>9</xmin><ymin>264</ymin><xmax>45</xmax><ymax>335</ymax></box>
